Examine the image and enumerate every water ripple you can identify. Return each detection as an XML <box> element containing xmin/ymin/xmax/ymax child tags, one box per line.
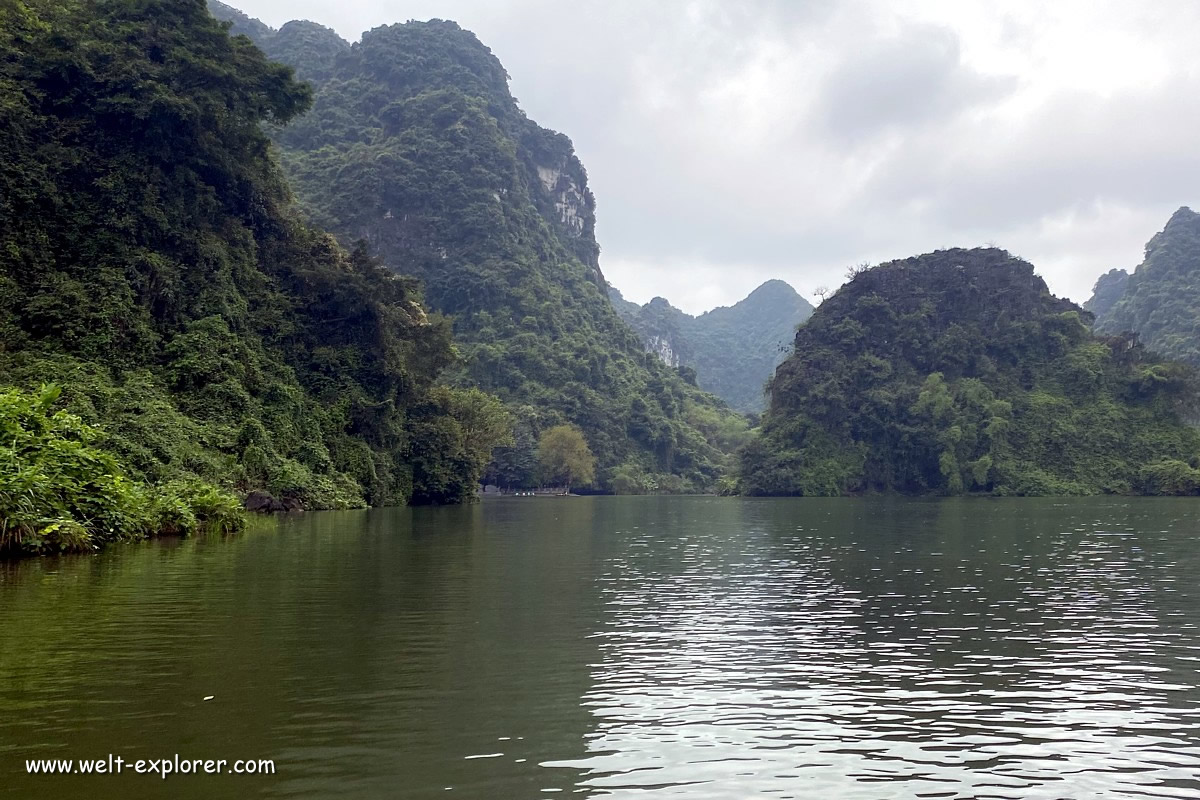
<box><xmin>555</xmin><ymin>500</ymin><xmax>1200</xmax><ymax>799</ymax></box>
<box><xmin>3</xmin><ymin>498</ymin><xmax>1200</xmax><ymax>799</ymax></box>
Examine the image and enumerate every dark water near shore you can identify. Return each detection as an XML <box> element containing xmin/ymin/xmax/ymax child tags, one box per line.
<box><xmin>2</xmin><ymin>497</ymin><xmax>1200</xmax><ymax>799</ymax></box>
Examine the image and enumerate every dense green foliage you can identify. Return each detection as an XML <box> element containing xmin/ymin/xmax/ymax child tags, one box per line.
<box><xmin>610</xmin><ymin>280</ymin><xmax>814</xmax><ymax>413</ymax></box>
<box><xmin>208</xmin><ymin>3</ymin><xmax>748</xmax><ymax>493</ymax></box>
<box><xmin>0</xmin><ymin>0</ymin><xmax>509</xmax><ymax>534</ymax></box>
<box><xmin>1</xmin><ymin>385</ymin><xmax>245</xmax><ymax>555</ymax></box>
<box><xmin>742</xmin><ymin>248</ymin><xmax>1200</xmax><ymax>496</ymax></box>
<box><xmin>1090</xmin><ymin>207</ymin><xmax>1200</xmax><ymax>365</ymax></box>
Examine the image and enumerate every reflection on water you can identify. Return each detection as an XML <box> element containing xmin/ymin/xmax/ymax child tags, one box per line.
<box><xmin>2</xmin><ymin>497</ymin><xmax>1200</xmax><ymax>798</ymax></box>
<box><xmin>561</xmin><ymin>499</ymin><xmax>1200</xmax><ymax>799</ymax></box>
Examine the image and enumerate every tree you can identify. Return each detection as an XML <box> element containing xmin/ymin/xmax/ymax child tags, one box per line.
<box><xmin>443</xmin><ymin>386</ymin><xmax>513</xmax><ymax>463</ymax></box>
<box><xmin>536</xmin><ymin>424</ymin><xmax>595</xmax><ymax>491</ymax></box>
<box><xmin>407</xmin><ymin>386</ymin><xmax>513</xmax><ymax>504</ymax></box>
<box><xmin>483</xmin><ymin>404</ymin><xmax>541</xmax><ymax>490</ymax></box>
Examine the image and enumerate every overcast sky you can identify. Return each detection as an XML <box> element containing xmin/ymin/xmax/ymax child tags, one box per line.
<box><xmin>236</xmin><ymin>0</ymin><xmax>1200</xmax><ymax>314</ymax></box>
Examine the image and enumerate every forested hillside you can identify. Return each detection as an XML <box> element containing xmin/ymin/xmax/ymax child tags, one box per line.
<box><xmin>610</xmin><ymin>281</ymin><xmax>813</xmax><ymax>413</ymax></box>
<box><xmin>208</xmin><ymin>2</ymin><xmax>748</xmax><ymax>493</ymax></box>
<box><xmin>1089</xmin><ymin>207</ymin><xmax>1200</xmax><ymax>364</ymax></box>
<box><xmin>0</xmin><ymin>0</ymin><xmax>511</xmax><ymax>553</ymax></box>
<box><xmin>742</xmin><ymin>249</ymin><xmax>1200</xmax><ymax>496</ymax></box>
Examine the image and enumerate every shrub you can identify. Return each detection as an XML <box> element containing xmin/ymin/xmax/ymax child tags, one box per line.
<box><xmin>0</xmin><ymin>385</ymin><xmax>245</xmax><ymax>555</ymax></box>
<box><xmin>1136</xmin><ymin>460</ymin><xmax>1200</xmax><ymax>496</ymax></box>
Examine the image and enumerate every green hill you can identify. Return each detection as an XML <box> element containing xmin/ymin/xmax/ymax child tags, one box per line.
<box><xmin>610</xmin><ymin>280</ymin><xmax>813</xmax><ymax>413</ymax></box>
<box><xmin>207</xmin><ymin>2</ymin><xmax>748</xmax><ymax>493</ymax></box>
<box><xmin>742</xmin><ymin>248</ymin><xmax>1200</xmax><ymax>496</ymax></box>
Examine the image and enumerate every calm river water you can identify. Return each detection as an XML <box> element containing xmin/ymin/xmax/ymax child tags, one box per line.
<box><xmin>2</xmin><ymin>497</ymin><xmax>1200</xmax><ymax>799</ymax></box>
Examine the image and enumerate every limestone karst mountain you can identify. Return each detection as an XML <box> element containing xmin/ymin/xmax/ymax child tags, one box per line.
<box><xmin>609</xmin><ymin>280</ymin><xmax>814</xmax><ymax>413</ymax></box>
<box><xmin>208</xmin><ymin>1</ymin><xmax>748</xmax><ymax>491</ymax></box>
<box><xmin>1088</xmin><ymin>207</ymin><xmax>1200</xmax><ymax>366</ymax></box>
<box><xmin>743</xmin><ymin>248</ymin><xmax>1200</xmax><ymax>496</ymax></box>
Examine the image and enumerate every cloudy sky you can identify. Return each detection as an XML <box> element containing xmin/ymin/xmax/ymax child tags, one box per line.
<box><xmin>237</xmin><ymin>0</ymin><xmax>1200</xmax><ymax>314</ymax></box>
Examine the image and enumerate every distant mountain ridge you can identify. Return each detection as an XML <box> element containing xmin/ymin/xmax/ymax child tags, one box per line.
<box><xmin>609</xmin><ymin>280</ymin><xmax>814</xmax><ymax>413</ymax></box>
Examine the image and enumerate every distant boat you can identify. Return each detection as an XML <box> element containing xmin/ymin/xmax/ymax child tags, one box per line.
<box><xmin>479</xmin><ymin>485</ymin><xmax>573</xmax><ymax>498</ymax></box>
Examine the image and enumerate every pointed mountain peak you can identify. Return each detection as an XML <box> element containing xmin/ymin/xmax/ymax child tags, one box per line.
<box><xmin>1145</xmin><ymin>205</ymin><xmax>1200</xmax><ymax>260</ymax></box>
<box><xmin>746</xmin><ymin>279</ymin><xmax>798</xmax><ymax>298</ymax></box>
<box><xmin>1167</xmin><ymin>206</ymin><xmax>1198</xmax><ymax>226</ymax></box>
<box><xmin>1157</xmin><ymin>206</ymin><xmax>1200</xmax><ymax>238</ymax></box>
<box><xmin>742</xmin><ymin>279</ymin><xmax>812</xmax><ymax>309</ymax></box>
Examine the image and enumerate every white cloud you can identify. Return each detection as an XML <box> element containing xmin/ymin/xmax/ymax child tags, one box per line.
<box><xmin>231</xmin><ymin>0</ymin><xmax>1200</xmax><ymax>310</ymax></box>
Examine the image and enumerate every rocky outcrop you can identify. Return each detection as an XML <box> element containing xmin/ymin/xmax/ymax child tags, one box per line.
<box><xmin>536</xmin><ymin>163</ymin><xmax>587</xmax><ymax>237</ymax></box>
<box><xmin>743</xmin><ymin>247</ymin><xmax>1200</xmax><ymax>497</ymax></box>
<box><xmin>244</xmin><ymin>491</ymin><xmax>304</xmax><ymax>513</ymax></box>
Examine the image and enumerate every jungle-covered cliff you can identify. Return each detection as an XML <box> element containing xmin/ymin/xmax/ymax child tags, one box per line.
<box><xmin>208</xmin><ymin>2</ymin><xmax>748</xmax><ymax>493</ymax></box>
<box><xmin>0</xmin><ymin>0</ymin><xmax>511</xmax><ymax>553</ymax></box>
<box><xmin>742</xmin><ymin>249</ymin><xmax>1200</xmax><ymax>496</ymax></box>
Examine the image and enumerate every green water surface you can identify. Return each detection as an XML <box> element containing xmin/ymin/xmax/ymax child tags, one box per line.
<box><xmin>2</xmin><ymin>497</ymin><xmax>1200</xmax><ymax>798</ymax></box>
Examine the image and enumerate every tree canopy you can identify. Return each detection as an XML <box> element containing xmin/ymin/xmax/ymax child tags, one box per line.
<box><xmin>537</xmin><ymin>425</ymin><xmax>596</xmax><ymax>490</ymax></box>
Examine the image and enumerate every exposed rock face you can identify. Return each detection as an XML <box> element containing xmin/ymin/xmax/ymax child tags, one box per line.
<box><xmin>523</xmin><ymin>127</ymin><xmax>602</xmax><ymax>283</ymax></box>
<box><xmin>244</xmin><ymin>491</ymin><xmax>303</xmax><ymax>513</ymax></box>
<box><xmin>646</xmin><ymin>335</ymin><xmax>680</xmax><ymax>367</ymax></box>
<box><xmin>610</xmin><ymin>281</ymin><xmax>814</xmax><ymax>413</ymax></box>
<box><xmin>609</xmin><ymin>291</ymin><xmax>694</xmax><ymax>371</ymax></box>
<box><xmin>536</xmin><ymin>163</ymin><xmax>587</xmax><ymax>237</ymax></box>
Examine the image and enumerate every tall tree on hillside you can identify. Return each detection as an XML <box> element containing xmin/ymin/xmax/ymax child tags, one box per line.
<box><xmin>537</xmin><ymin>424</ymin><xmax>595</xmax><ymax>491</ymax></box>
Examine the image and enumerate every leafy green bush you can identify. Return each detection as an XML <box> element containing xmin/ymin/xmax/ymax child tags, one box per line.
<box><xmin>609</xmin><ymin>461</ymin><xmax>654</xmax><ymax>495</ymax></box>
<box><xmin>157</xmin><ymin>481</ymin><xmax>246</xmax><ymax>535</ymax></box>
<box><xmin>0</xmin><ymin>385</ymin><xmax>244</xmax><ymax>555</ymax></box>
<box><xmin>1135</xmin><ymin>460</ymin><xmax>1200</xmax><ymax>495</ymax></box>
